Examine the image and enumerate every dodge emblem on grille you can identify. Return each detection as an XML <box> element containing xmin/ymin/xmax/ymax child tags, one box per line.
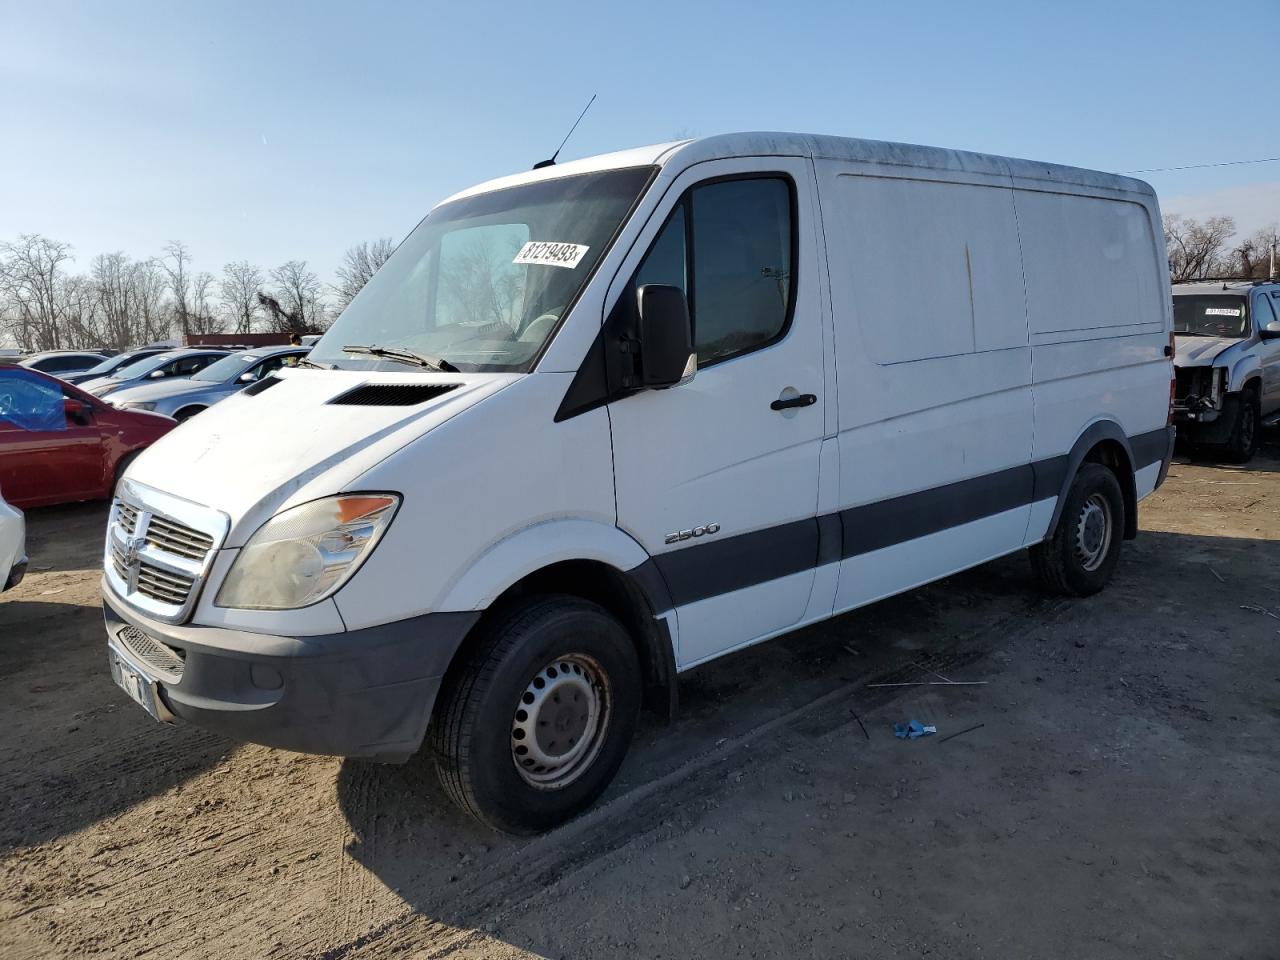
<box><xmin>123</xmin><ymin>535</ymin><xmax>145</xmax><ymax>569</ymax></box>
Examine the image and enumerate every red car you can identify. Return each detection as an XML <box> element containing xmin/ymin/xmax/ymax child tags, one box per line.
<box><xmin>0</xmin><ymin>366</ymin><xmax>176</xmax><ymax>509</ymax></box>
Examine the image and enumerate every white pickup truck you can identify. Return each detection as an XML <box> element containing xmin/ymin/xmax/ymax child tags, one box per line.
<box><xmin>1172</xmin><ymin>279</ymin><xmax>1280</xmax><ymax>462</ymax></box>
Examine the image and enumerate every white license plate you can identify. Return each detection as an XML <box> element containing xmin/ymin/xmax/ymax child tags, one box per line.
<box><xmin>108</xmin><ymin>646</ymin><xmax>165</xmax><ymax>722</ymax></box>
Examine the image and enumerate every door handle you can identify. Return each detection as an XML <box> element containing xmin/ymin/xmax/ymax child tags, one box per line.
<box><xmin>770</xmin><ymin>393</ymin><xmax>817</xmax><ymax>411</ymax></box>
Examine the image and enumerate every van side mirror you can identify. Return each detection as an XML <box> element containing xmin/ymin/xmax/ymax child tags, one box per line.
<box><xmin>636</xmin><ymin>284</ymin><xmax>695</xmax><ymax>388</ymax></box>
<box><xmin>1262</xmin><ymin>320</ymin><xmax>1280</xmax><ymax>340</ymax></box>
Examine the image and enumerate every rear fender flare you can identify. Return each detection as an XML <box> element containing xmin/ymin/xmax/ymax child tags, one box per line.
<box><xmin>1040</xmin><ymin>420</ymin><xmax>1137</xmax><ymax>541</ymax></box>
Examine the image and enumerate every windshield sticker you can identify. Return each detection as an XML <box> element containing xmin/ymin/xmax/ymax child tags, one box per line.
<box><xmin>1204</xmin><ymin>307</ymin><xmax>1242</xmax><ymax>316</ymax></box>
<box><xmin>513</xmin><ymin>241</ymin><xmax>589</xmax><ymax>269</ymax></box>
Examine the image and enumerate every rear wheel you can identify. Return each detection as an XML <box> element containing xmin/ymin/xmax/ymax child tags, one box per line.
<box><xmin>431</xmin><ymin>595</ymin><xmax>641</xmax><ymax>835</ymax></box>
<box><xmin>1030</xmin><ymin>463</ymin><xmax>1125</xmax><ymax>597</ymax></box>
<box><xmin>1223</xmin><ymin>387</ymin><xmax>1259</xmax><ymax>464</ymax></box>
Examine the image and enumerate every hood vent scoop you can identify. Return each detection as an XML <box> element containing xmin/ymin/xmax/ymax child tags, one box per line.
<box><xmin>329</xmin><ymin>383</ymin><xmax>462</xmax><ymax>406</ymax></box>
<box><xmin>242</xmin><ymin>375</ymin><xmax>281</xmax><ymax>397</ymax></box>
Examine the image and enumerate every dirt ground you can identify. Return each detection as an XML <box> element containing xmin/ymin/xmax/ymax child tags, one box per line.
<box><xmin>2</xmin><ymin>438</ymin><xmax>1279</xmax><ymax>960</ymax></box>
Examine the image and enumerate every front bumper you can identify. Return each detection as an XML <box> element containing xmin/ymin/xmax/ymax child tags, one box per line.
<box><xmin>103</xmin><ymin>583</ymin><xmax>479</xmax><ymax>762</ymax></box>
<box><xmin>1173</xmin><ymin>393</ymin><xmax>1241</xmax><ymax>445</ymax></box>
<box><xmin>4</xmin><ymin>556</ymin><xmax>27</xmax><ymax>591</ymax></box>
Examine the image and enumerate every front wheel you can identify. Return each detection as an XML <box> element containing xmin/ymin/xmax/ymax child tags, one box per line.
<box><xmin>1223</xmin><ymin>388</ymin><xmax>1259</xmax><ymax>464</ymax></box>
<box><xmin>430</xmin><ymin>596</ymin><xmax>641</xmax><ymax>834</ymax></box>
<box><xmin>1030</xmin><ymin>463</ymin><xmax>1125</xmax><ymax>597</ymax></box>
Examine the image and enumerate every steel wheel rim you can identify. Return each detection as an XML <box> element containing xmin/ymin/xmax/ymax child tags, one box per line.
<box><xmin>1074</xmin><ymin>493</ymin><xmax>1112</xmax><ymax>572</ymax></box>
<box><xmin>511</xmin><ymin>653</ymin><xmax>611</xmax><ymax>790</ymax></box>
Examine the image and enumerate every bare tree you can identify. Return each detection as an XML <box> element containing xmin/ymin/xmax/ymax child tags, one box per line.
<box><xmin>189</xmin><ymin>271</ymin><xmax>222</xmax><ymax>334</ymax></box>
<box><xmin>0</xmin><ymin>234</ymin><xmax>75</xmax><ymax>350</ymax></box>
<box><xmin>1164</xmin><ymin>214</ymin><xmax>1236</xmax><ymax>281</ymax></box>
<box><xmin>219</xmin><ymin>260</ymin><xmax>263</xmax><ymax>334</ymax></box>
<box><xmin>162</xmin><ymin>241</ymin><xmax>195</xmax><ymax>339</ymax></box>
<box><xmin>1226</xmin><ymin>224</ymin><xmax>1280</xmax><ymax>279</ymax></box>
<box><xmin>334</xmin><ymin>237</ymin><xmax>396</xmax><ymax>311</ymax></box>
<box><xmin>133</xmin><ymin>258</ymin><xmax>171</xmax><ymax>343</ymax></box>
<box><xmin>265</xmin><ymin>260</ymin><xmax>326</xmax><ymax>334</ymax></box>
<box><xmin>58</xmin><ymin>273</ymin><xmax>102</xmax><ymax>347</ymax></box>
<box><xmin>92</xmin><ymin>252</ymin><xmax>140</xmax><ymax>349</ymax></box>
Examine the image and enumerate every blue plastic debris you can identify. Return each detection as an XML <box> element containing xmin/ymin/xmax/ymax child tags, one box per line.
<box><xmin>893</xmin><ymin>720</ymin><xmax>937</xmax><ymax>740</ymax></box>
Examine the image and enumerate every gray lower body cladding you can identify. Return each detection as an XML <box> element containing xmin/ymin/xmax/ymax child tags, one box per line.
<box><xmin>103</xmin><ymin>585</ymin><xmax>479</xmax><ymax>762</ymax></box>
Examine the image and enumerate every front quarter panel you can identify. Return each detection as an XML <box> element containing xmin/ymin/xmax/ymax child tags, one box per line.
<box><xmin>334</xmin><ymin>372</ymin><xmax>617</xmax><ymax>630</ymax></box>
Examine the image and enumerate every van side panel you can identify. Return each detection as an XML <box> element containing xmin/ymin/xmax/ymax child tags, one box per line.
<box><xmin>815</xmin><ymin>161</ymin><xmax>1034</xmax><ymax>614</ymax></box>
<box><xmin>1013</xmin><ymin>185</ymin><xmax>1171</xmax><ymax>541</ymax></box>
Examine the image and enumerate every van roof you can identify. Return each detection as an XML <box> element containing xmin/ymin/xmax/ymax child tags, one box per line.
<box><xmin>440</xmin><ymin>131</ymin><xmax>1156</xmax><ymax>206</ymax></box>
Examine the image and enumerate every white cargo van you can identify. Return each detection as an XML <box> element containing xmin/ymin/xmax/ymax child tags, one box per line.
<box><xmin>102</xmin><ymin>133</ymin><xmax>1174</xmax><ymax>832</ymax></box>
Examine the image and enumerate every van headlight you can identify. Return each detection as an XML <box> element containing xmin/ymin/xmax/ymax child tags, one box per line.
<box><xmin>215</xmin><ymin>494</ymin><xmax>399</xmax><ymax>610</ymax></box>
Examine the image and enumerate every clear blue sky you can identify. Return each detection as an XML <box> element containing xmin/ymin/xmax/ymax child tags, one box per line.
<box><xmin>2</xmin><ymin>0</ymin><xmax>1276</xmax><ymax>287</ymax></box>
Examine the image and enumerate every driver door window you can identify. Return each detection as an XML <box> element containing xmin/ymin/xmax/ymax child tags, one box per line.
<box><xmin>175</xmin><ymin>356</ymin><xmax>213</xmax><ymax>376</ymax></box>
<box><xmin>635</xmin><ymin>177</ymin><xmax>794</xmax><ymax>367</ymax></box>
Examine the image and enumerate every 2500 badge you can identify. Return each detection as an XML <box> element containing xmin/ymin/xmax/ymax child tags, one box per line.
<box><xmin>664</xmin><ymin>523</ymin><xmax>721</xmax><ymax>545</ymax></box>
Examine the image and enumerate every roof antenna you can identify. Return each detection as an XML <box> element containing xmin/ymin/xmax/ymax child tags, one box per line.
<box><xmin>533</xmin><ymin>94</ymin><xmax>596</xmax><ymax>170</ymax></box>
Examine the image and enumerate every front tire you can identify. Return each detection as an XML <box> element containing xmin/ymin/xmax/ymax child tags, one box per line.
<box><xmin>431</xmin><ymin>595</ymin><xmax>641</xmax><ymax>834</ymax></box>
<box><xmin>1030</xmin><ymin>463</ymin><xmax>1125</xmax><ymax>597</ymax></box>
<box><xmin>1223</xmin><ymin>387</ymin><xmax>1259</xmax><ymax>464</ymax></box>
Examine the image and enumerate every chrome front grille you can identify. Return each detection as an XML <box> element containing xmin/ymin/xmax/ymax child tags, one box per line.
<box><xmin>104</xmin><ymin>480</ymin><xmax>229</xmax><ymax>623</ymax></box>
<box><xmin>118</xmin><ymin>625</ymin><xmax>185</xmax><ymax>680</ymax></box>
<box><xmin>117</xmin><ymin>501</ymin><xmax>140</xmax><ymax>536</ymax></box>
<box><xmin>145</xmin><ymin>515</ymin><xmax>214</xmax><ymax>561</ymax></box>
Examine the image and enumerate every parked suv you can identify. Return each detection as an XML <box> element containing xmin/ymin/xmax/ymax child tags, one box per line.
<box><xmin>109</xmin><ymin>346</ymin><xmax>310</xmax><ymax>420</ymax></box>
<box><xmin>1171</xmin><ymin>279</ymin><xmax>1280</xmax><ymax>462</ymax></box>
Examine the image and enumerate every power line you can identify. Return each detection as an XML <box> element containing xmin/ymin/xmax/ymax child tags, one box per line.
<box><xmin>1124</xmin><ymin>156</ymin><xmax>1280</xmax><ymax>174</ymax></box>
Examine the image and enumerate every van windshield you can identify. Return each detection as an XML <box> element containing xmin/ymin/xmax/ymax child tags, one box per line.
<box><xmin>311</xmin><ymin>166</ymin><xmax>655</xmax><ymax>373</ymax></box>
<box><xmin>1173</xmin><ymin>295</ymin><xmax>1249</xmax><ymax>338</ymax></box>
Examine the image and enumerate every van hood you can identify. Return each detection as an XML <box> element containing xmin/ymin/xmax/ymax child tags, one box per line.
<box><xmin>1174</xmin><ymin>335</ymin><xmax>1243</xmax><ymax>367</ymax></box>
<box><xmin>126</xmin><ymin>368</ymin><xmax>519</xmax><ymax>547</ymax></box>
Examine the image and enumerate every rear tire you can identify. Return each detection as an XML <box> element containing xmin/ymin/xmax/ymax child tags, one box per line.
<box><xmin>1223</xmin><ymin>387</ymin><xmax>1259</xmax><ymax>464</ymax></box>
<box><xmin>431</xmin><ymin>595</ymin><xmax>641</xmax><ymax>835</ymax></box>
<box><xmin>1030</xmin><ymin>463</ymin><xmax>1125</xmax><ymax>597</ymax></box>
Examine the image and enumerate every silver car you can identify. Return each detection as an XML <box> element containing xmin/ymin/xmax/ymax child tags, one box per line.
<box><xmin>108</xmin><ymin>346</ymin><xmax>309</xmax><ymax>421</ymax></box>
<box><xmin>80</xmin><ymin>349</ymin><xmax>230</xmax><ymax>399</ymax></box>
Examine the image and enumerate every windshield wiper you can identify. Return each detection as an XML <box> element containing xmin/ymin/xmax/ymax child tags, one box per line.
<box><xmin>342</xmin><ymin>344</ymin><xmax>459</xmax><ymax>373</ymax></box>
<box><xmin>297</xmin><ymin>356</ymin><xmax>335</xmax><ymax>370</ymax></box>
